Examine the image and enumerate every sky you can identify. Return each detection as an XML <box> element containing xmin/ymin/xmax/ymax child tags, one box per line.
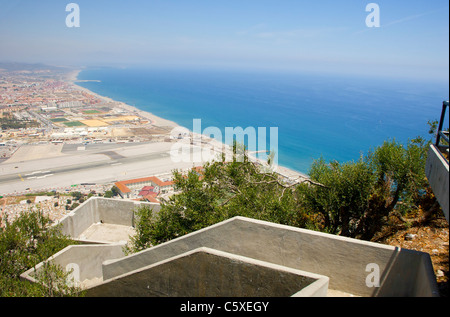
<box><xmin>0</xmin><ymin>0</ymin><xmax>448</xmax><ymax>81</ymax></box>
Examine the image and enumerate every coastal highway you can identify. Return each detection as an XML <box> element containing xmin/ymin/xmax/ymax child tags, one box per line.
<box><xmin>0</xmin><ymin>141</ymin><xmax>203</xmax><ymax>195</ymax></box>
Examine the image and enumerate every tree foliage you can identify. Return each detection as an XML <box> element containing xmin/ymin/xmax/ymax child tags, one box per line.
<box><xmin>300</xmin><ymin>138</ymin><xmax>432</xmax><ymax>240</ymax></box>
<box><xmin>0</xmin><ymin>210</ymin><xmax>82</xmax><ymax>296</ymax></box>
<box><xmin>127</xmin><ymin>148</ymin><xmax>319</xmax><ymax>251</ymax></box>
<box><xmin>298</xmin><ymin>158</ymin><xmax>375</xmax><ymax>237</ymax></box>
<box><xmin>126</xmin><ymin>135</ymin><xmax>437</xmax><ymax>251</ymax></box>
<box><xmin>124</xmin><ymin>204</ymin><xmax>156</xmax><ymax>254</ymax></box>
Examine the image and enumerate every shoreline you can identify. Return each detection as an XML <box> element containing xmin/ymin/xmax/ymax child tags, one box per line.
<box><xmin>66</xmin><ymin>69</ymin><xmax>179</xmax><ymax>129</ymax></box>
<box><xmin>66</xmin><ymin>68</ymin><xmax>309</xmax><ymax>181</ymax></box>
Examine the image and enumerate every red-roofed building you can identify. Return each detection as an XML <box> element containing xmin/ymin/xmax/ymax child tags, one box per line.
<box><xmin>142</xmin><ymin>191</ymin><xmax>159</xmax><ymax>203</ymax></box>
<box><xmin>115</xmin><ymin>176</ymin><xmax>174</xmax><ymax>199</ymax></box>
<box><xmin>138</xmin><ymin>186</ymin><xmax>155</xmax><ymax>197</ymax></box>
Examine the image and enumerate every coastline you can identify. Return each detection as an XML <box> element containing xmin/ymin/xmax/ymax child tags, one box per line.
<box><xmin>66</xmin><ymin>69</ymin><xmax>179</xmax><ymax>129</ymax></box>
<box><xmin>66</xmin><ymin>69</ymin><xmax>309</xmax><ymax>181</ymax></box>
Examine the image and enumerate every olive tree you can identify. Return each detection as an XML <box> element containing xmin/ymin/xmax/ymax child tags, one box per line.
<box><xmin>0</xmin><ymin>210</ymin><xmax>82</xmax><ymax>296</ymax></box>
<box><xmin>299</xmin><ymin>138</ymin><xmax>433</xmax><ymax>240</ymax></box>
<box><xmin>126</xmin><ymin>135</ymin><xmax>436</xmax><ymax>253</ymax></box>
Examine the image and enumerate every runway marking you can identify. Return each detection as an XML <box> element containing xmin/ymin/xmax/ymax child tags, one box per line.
<box><xmin>36</xmin><ymin>174</ymin><xmax>54</xmax><ymax>179</ymax></box>
<box><xmin>18</xmin><ymin>174</ymin><xmax>24</xmax><ymax>181</ymax></box>
<box><xmin>25</xmin><ymin>171</ymin><xmax>41</xmax><ymax>176</ymax></box>
<box><xmin>24</xmin><ymin>170</ymin><xmax>51</xmax><ymax>176</ymax></box>
<box><xmin>25</xmin><ymin>171</ymin><xmax>52</xmax><ymax>177</ymax></box>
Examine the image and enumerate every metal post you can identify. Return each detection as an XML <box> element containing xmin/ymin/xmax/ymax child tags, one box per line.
<box><xmin>436</xmin><ymin>101</ymin><xmax>449</xmax><ymax>147</ymax></box>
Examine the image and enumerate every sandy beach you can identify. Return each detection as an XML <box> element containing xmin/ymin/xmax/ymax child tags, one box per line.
<box><xmin>67</xmin><ymin>69</ymin><xmax>179</xmax><ymax>129</ymax></box>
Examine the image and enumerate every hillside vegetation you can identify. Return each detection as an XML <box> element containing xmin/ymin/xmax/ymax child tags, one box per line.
<box><xmin>128</xmin><ymin>134</ymin><xmax>439</xmax><ymax>251</ymax></box>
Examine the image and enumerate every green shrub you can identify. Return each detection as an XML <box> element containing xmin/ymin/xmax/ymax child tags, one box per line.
<box><xmin>0</xmin><ymin>210</ymin><xmax>82</xmax><ymax>296</ymax></box>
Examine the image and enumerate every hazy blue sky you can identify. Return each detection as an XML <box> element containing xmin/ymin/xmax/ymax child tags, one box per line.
<box><xmin>0</xmin><ymin>0</ymin><xmax>448</xmax><ymax>81</ymax></box>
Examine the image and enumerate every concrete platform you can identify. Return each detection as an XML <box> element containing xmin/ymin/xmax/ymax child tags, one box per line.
<box><xmin>102</xmin><ymin>216</ymin><xmax>439</xmax><ymax>297</ymax></box>
<box><xmin>327</xmin><ymin>289</ymin><xmax>359</xmax><ymax>297</ymax></box>
<box><xmin>87</xmin><ymin>248</ymin><xmax>330</xmax><ymax>297</ymax></box>
<box><xmin>78</xmin><ymin>223</ymin><xmax>136</xmax><ymax>244</ymax></box>
<box><xmin>21</xmin><ymin>198</ymin><xmax>440</xmax><ymax>297</ymax></box>
<box><xmin>56</xmin><ymin>197</ymin><xmax>160</xmax><ymax>244</ymax></box>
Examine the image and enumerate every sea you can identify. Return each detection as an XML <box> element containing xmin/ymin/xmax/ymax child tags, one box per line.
<box><xmin>76</xmin><ymin>67</ymin><xmax>449</xmax><ymax>175</ymax></box>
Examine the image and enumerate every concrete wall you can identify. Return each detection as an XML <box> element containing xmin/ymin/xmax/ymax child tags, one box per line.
<box><xmin>56</xmin><ymin>197</ymin><xmax>160</xmax><ymax>241</ymax></box>
<box><xmin>376</xmin><ymin>248</ymin><xmax>437</xmax><ymax>297</ymax></box>
<box><xmin>87</xmin><ymin>248</ymin><xmax>329</xmax><ymax>297</ymax></box>
<box><xmin>21</xmin><ymin>243</ymin><xmax>126</xmax><ymax>284</ymax></box>
<box><xmin>425</xmin><ymin>145</ymin><xmax>449</xmax><ymax>221</ymax></box>
<box><xmin>102</xmin><ymin>217</ymin><xmax>439</xmax><ymax>297</ymax></box>
<box><xmin>20</xmin><ymin>200</ymin><xmax>438</xmax><ymax>297</ymax></box>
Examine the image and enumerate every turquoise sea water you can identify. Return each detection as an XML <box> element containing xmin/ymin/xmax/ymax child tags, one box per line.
<box><xmin>77</xmin><ymin>67</ymin><xmax>449</xmax><ymax>174</ymax></box>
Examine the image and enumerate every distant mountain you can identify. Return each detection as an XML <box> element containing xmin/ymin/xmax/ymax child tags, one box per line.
<box><xmin>0</xmin><ymin>62</ymin><xmax>69</xmax><ymax>72</ymax></box>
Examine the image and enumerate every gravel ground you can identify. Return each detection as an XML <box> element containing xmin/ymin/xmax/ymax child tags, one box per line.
<box><xmin>375</xmin><ymin>211</ymin><xmax>449</xmax><ymax>297</ymax></box>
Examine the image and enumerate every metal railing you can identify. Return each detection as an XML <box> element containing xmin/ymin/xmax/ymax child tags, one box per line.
<box><xmin>435</xmin><ymin>100</ymin><xmax>449</xmax><ymax>150</ymax></box>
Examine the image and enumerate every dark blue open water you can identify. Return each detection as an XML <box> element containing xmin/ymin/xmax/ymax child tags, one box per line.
<box><xmin>77</xmin><ymin>67</ymin><xmax>449</xmax><ymax>174</ymax></box>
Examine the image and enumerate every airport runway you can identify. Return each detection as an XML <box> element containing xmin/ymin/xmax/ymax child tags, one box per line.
<box><xmin>0</xmin><ymin>141</ymin><xmax>206</xmax><ymax>195</ymax></box>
